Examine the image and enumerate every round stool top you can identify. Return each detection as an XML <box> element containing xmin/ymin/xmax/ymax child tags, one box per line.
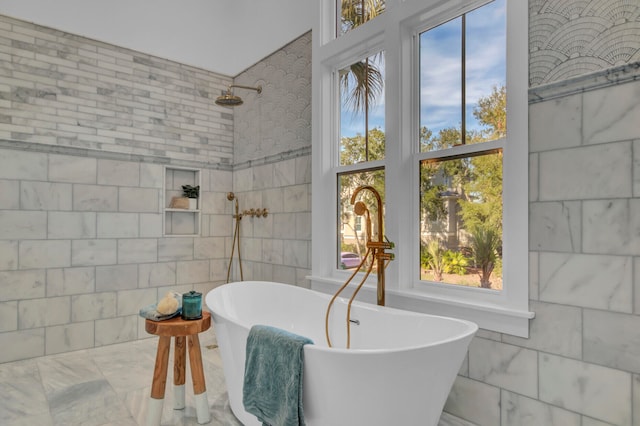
<box><xmin>145</xmin><ymin>311</ymin><xmax>211</xmax><ymax>336</ymax></box>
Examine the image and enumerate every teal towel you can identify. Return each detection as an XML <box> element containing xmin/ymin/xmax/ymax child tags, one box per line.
<box><xmin>243</xmin><ymin>325</ymin><xmax>313</xmax><ymax>426</ymax></box>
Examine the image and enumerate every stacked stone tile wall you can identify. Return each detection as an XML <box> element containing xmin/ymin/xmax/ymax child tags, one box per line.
<box><xmin>0</xmin><ymin>14</ymin><xmax>234</xmax><ymax>362</ymax></box>
<box><xmin>0</xmin><ymin>14</ymin><xmax>233</xmax><ymax>163</ymax></box>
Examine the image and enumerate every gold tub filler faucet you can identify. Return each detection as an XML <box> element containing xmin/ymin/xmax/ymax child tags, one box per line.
<box><xmin>324</xmin><ymin>185</ymin><xmax>394</xmax><ymax>348</ymax></box>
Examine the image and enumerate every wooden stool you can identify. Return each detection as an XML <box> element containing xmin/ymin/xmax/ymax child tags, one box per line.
<box><xmin>145</xmin><ymin>311</ymin><xmax>211</xmax><ymax>425</ymax></box>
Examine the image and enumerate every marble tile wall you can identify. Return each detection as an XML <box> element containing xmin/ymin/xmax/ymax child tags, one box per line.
<box><xmin>0</xmin><ymin>15</ymin><xmax>235</xmax><ymax>362</ymax></box>
<box><xmin>0</xmin><ymin>15</ymin><xmax>234</xmax><ymax>165</ymax></box>
<box><xmin>0</xmin><ymin>149</ymin><xmax>234</xmax><ymax>362</ymax></box>
<box><xmin>441</xmin><ymin>1</ymin><xmax>640</xmax><ymax>423</ymax></box>
<box><xmin>443</xmin><ymin>69</ymin><xmax>640</xmax><ymax>425</ymax></box>
<box><xmin>228</xmin><ymin>32</ymin><xmax>312</xmax><ymax>286</ymax></box>
<box><xmin>229</xmin><ymin>155</ymin><xmax>312</xmax><ymax>287</ymax></box>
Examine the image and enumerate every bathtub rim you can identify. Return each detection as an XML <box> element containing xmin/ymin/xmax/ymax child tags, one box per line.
<box><xmin>205</xmin><ymin>280</ymin><xmax>479</xmax><ymax>355</ymax></box>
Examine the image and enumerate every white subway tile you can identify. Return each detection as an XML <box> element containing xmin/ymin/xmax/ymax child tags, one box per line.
<box><xmin>0</xmin><ymin>301</ymin><xmax>17</xmax><ymax>332</ymax></box>
<box><xmin>117</xmin><ymin>239</ymin><xmax>157</xmax><ymax>264</ymax></box>
<box><xmin>503</xmin><ymin>300</ymin><xmax>582</xmax><ymax>359</ymax></box>
<box><xmin>0</xmin><ymin>150</ymin><xmax>47</xmax><ymax>181</ymax></box>
<box><xmin>96</xmin><ymin>212</ymin><xmax>138</xmax><ymax>238</ymax></box>
<box><xmin>95</xmin><ymin>315</ymin><xmax>137</xmax><ymax>346</ymax></box>
<box><xmin>118</xmin><ymin>187</ymin><xmax>159</xmax><ymax>213</ymax></box>
<box><xmin>48</xmin><ymin>212</ymin><xmax>96</xmax><ymax>239</ymax></box>
<box><xmin>97</xmin><ymin>159</ymin><xmax>139</xmax><ymax>186</ymax></box>
<box><xmin>273</xmin><ymin>158</ymin><xmax>296</xmax><ymax>187</ymax></box>
<box><xmin>157</xmin><ymin>238</ymin><xmax>193</xmax><ymax>262</ymax></box>
<box><xmin>295</xmin><ymin>156</ymin><xmax>311</xmax><ymax>185</ymax></box>
<box><xmin>71</xmin><ymin>239</ymin><xmax>117</xmax><ymax>266</ymax></box>
<box><xmin>95</xmin><ymin>264</ymin><xmax>138</xmax><ymax>292</ymax></box>
<box><xmin>469</xmin><ymin>338</ymin><xmax>538</xmax><ymax>398</ymax></box>
<box><xmin>71</xmin><ymin>292</ymin><xmax>116</xmax><ymax>322</ymax></box>
<box><xmin>193</xmin><ymin>237</ymin><xmax>226</xmax><ymax>260</ymax></box>
<box><xmin>0</xmin><ymin>270</ymin><xmax>46</xmax><ymax>301</ymax></box>
<box><xmin>18</xmin><ymin>296</ymin><xmax>70</xmax><ymax>329</ymax></box>
<box><xmin>501</xmin><ymin>390</ymin><xmax>580</xmax><ymax>426</ymax></box>
<box><xmin>529</xmin><ymin>93</ymin><xmax>582</xmax><ymax>152</ymax></box>
<box><xmin>139</xmin><ymin>163</ymin><xmax>164</xmax><ymax>188</ymax></box>
<box><xmin>116</xmin><ymin>288</ymin><xmax>156</xmax><ymax>316</ymax></box>
<box><xmin>583</xmin><ymin>199</ymin><xmax>640</xmax><ymax>255</ymax></box>
<box><xmin>19</xmin><ymin>240</ymin><xmax>71</xmax><ymax>269</ymax></box>
<box><xmin>176</xmin><ymin>260</ymin><xmax>210</xmax><ymax>284</ymax></box>
<box><xmin>138</xmin><ymin>262</ymin><xmax>176</xmax><ymax>287</ymax></box>
<box><xmin>139</xmin><ymin>213</ymin><xmax>162</xmax><ymax>238</ymax></box>
<box><xmin>584</xmin><ymin>309</ymin><xmax>640</xmax><ymax>374</ymax></box>
<box><xmin>0</xmin><ymin>211</ymin><xmax>47</xmax><ymax>240</ymax></box>
<box><xmin>540</xmin><ymin>252</ymin><xmax>632</xmax><ymax>312</ymax></box>
<box><xmin>0</xmin><ymin>180</ymin><xmax>20</xmax><ymax>209</ymax></box>
<box><xmin>73</xmin><ymin>184</ymin><xmax>118</xmax><ymax>211</ymax></box>
<box><xmin>0</xmin><ymin>329</ymin><xmax>44</xmax><ymax>362</ymax></box>
<box><xmin>540</xmin><ymin>353</ymin><xmax>631</xmax><ymax>425</ymax></box>
<box><xmin>45</xmin><ymin>321</ymin><xmax>94</xmax><ymax>355</ymax></box>
<box><xmin>0</xmin><ymin>240</ymin><xmax>18</xmax><ymax>270</ymax></box>
<box><xmin>583</xmin><ymin>80</ymin><xmax>640</xmax><ymax>145</ymax></box>
<box><xmin>444</xmin><ymin>376</ymin><xmax>500</xmax><ymax>426</ymax></box>
<box><xmin>283</xmin><ymin>184</ymin><xmax>309</xmax><ymax>212</ymax></box>
<box><xmin>48</xmin><ymin>155</ymin><xmax>97</xmax><ymax>184</ymax></box>
<box><xmin>283</xmin><ymin>240</ymin><xmax>309</xmax><ymax>268</ymax></box>
<box><xmin>539</xmin><ymin>142</ymin><xmax>632</xmax><ymax>201</ymax></box>
<box><xmin>46</xmin><ymin>267</ymin><xmax>95</xmax><ymax>296</ymax></box>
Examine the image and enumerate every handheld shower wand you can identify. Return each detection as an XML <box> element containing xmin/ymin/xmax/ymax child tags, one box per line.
<box><xmin>226</xmin><ymin>192</ymin><xmax>244</xmax><ymax>282</ymax></box>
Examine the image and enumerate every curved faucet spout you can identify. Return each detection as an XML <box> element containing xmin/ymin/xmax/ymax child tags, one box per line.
<box><xmin>350</xmin><ymin>185</ymin><xmax>384</xmax><ymax>243</ymax></box>
<box><xmin>350</xmin><ymin>185</ymin><xmax>393</xmax><ymax>306</ymax></box>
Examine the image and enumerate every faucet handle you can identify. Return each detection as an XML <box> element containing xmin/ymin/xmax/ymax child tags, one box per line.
<box><xmin>383</xmin><ymin>236</ymin><xmax>395</xmax><ymax>250</ymax></box>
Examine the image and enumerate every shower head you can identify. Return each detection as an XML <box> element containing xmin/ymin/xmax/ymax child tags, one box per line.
<box><xmin>216</xmin><ymin>92</ymin><xmax>244</xmax><ymax>107</ymax></box>
<box><xmin>226</xmin><ymin>192</ymin><xmax>235</xmax><ymax>201</ymax></box>
<box><xmin>215</xmin><ymin>84</ymin><xmax>262</xmax><ymax>107</ymax></box>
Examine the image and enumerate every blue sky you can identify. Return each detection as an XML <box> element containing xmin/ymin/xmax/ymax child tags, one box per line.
<box><xmin>340</xmin><ymin>0</ymin><xmax>506</xmax><ymax>140</ymax></box>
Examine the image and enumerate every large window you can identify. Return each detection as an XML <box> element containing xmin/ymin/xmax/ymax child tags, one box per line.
<box><xmin>313</xmin><ymin>0</ymin><xmax>531</xmax><ymax>336</ymax></box>
<box><xmin>337</xmin><ymin>52</ymin><xmax>386</xmax><ymax>269</ymax></box>
<box><xmin>418</xmin><ymin>0</ymin><xmax>506</xmax><ymax>290</ymax></box>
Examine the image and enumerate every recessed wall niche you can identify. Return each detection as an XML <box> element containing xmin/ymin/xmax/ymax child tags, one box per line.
<box><xmin>164</xmin><ymin>166</ymin><xmax>201</xmax><ymax>236</ymax></box>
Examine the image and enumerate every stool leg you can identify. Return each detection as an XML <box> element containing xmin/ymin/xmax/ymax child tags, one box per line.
<box><xmin>173</xmin><ymin>336</ymin><xmax>186</xmax><ymax>410</ymax></box>
<box><xmin>188</xmin><ymin>334</ymin><xmax>210</xmax><ymax>424</ymax></box>
<box><xmin>148</xmin><ymin>336</ymin><xmax>171</xmax><ymax>426</ymax></box>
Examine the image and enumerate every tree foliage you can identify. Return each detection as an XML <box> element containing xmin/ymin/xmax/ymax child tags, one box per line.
<box><xmin>420</xmin><ymin>85</ymin><xmax>506</xmax><ymax>235</ymax></box>
<box><xmin>339</xmin><ymin>0</ymin><xmax>385</xmax><ymax>116</ymax></box>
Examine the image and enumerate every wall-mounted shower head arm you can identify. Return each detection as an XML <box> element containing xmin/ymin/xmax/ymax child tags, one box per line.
<box><xmin>215</xmin><ymin>85</ymin><xmax>262</xmax><ymax>107</ymax></box>
<box><xmin>227</xmin><ymin>84</ymin><xmax>262</xmax><ymax>94</ymax></box>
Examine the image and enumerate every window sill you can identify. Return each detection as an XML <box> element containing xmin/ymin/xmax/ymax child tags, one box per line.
<box><xmin>309</xmin><ymin>275</ymin><xmax>535</xmax><ymax>338</ymax></box>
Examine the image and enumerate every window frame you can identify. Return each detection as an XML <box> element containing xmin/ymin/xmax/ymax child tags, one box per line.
<box><xmin>311</xmin><ymin>0</ymin><xmax>533</xmax><ymax>337</ymax></box>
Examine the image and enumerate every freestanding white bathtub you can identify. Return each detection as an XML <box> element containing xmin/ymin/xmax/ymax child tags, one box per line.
<box><xmin>206</xmin><ymin>281</ymin><xmax>477</xmax><ymax>426</ymax></box>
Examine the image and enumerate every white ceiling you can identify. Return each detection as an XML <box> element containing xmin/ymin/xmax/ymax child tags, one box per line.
<box><xmin>0</xmin><ymin>0</ymin><xmax>313</xmax><ymax>76</ymax></box>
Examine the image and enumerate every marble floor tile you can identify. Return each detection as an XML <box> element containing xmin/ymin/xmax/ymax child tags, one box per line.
<box><xmin>0</xmin><ymin>327</ymin><xmax>471</xmax><ymax>425</ymax></box>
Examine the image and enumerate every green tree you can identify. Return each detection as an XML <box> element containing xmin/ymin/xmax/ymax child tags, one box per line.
<box><xmin>340</xmin><ymin>127</ymin><xmax>385</xmax><ymax>164</ymax></box>
<box><xmin>474</xmin><ymin>85</ymin><xmax>506</xmax><ymax>139</ymax></box>
<box><xmin>340</xmin><ymin>0</ymin><xmax>385</xmax><ymax>33</ymax></box>
<box><xmin>339</xmin><ymin>0</ymin><xmax>385</xmax><ymax>115</ymax></box>
<box><xmin>458</xmin><ymin>86</ymin><xmax>506</xmax><ymax>233</ymax></box>
<box><xmin>469</xmin><ymin>225</ymin><xmax>500</xmax><ymax>288</ymax></box>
